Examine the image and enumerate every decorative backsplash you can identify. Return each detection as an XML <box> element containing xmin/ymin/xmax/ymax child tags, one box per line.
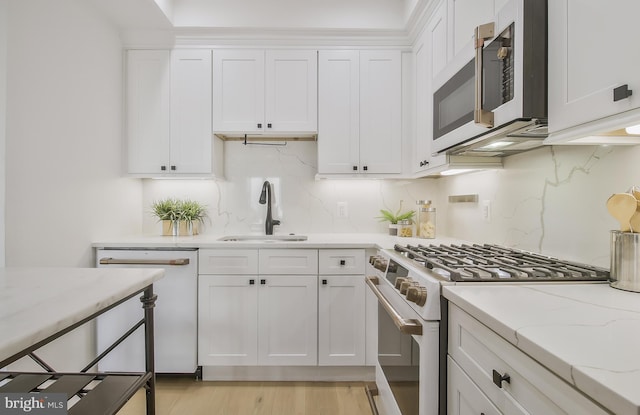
<box><xmin>142</xmin><ymin>142</ymin><xmax>440</xmax><ymax>236</ymax></box>
<box><xmin>142</xmin><ymin>140</ymin><xmax>640</xmax><ymax>268</ymax></box>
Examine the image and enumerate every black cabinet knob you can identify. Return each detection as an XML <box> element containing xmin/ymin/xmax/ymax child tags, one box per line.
<box><xmin>363</xmin><ymin>166</ymin><xmax>368</xmax><ymax>171</ymax></box>
<box><xmin>249</xmin><ymin>279</ymin><xmax>255</xmax><ymax>285</ymax></box>
<box><xmin>257</xmin><ymin>123</ymin><xmax>262</xmax><ymax>128</ymax></box>
<box><xmin>322</xmin><ymin>279</ymin><xmax>327</xmax><ymax>285</ymax></box>
<box><xmin>171</xmin><ymin>165</ymin><xmax>176</xmax><ymax>171</ymax></box>
<box><xmin>492</xmin><ymin>369</ymin><xmax>510</xmax><ymax>388</ymax></box>
<box><xmin>613</xmin><ymin>84</ymin><xmax>633</xmax><ymax>102</ymax></box>
<box><xmin>160</xmin><ymin>165</ymin><xmax>166</xmax><ymax>171</ymax></box>
<box><xmin>339</xmin><ymin>259</ymin><xmax>346</xmax><ymax>266</ymax></box>
<box><xmin>353</xmin><ymin>166</ymin><xmax>358</xmax><ymax>171</ymax></box>
<box><xmin>260</xmin><ymin>279</ymin><xmax>266</xmax><ymax>285</ymax></box>
<box><xmin>267</xmin><ymin>123</ymin><xmax>272</xmax><ymax>128</ymax></box>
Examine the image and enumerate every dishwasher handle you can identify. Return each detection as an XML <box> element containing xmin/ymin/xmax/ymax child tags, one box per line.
<box><xmin>99</xmin><ymin>257</ymin><xmax>190</xmax><ymax>266</ymax></box>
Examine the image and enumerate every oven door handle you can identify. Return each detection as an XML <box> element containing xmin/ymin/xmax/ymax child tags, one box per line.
<box><xmin>99</xmin><ymin>258</ymin><xmax>190</xmax><ymax>266</ymax></box>
<box><xmin>365</xmin><ymin>276</ymin><xmax>422</xmax><ymax>335</ymax></box>
<box><xmin>474</xmin><ymin>21</ymin><xmax>495</xmax><ymax>128</ymax></box>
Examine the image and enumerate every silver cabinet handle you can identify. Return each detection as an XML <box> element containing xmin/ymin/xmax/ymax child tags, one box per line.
<box><xmin>364</xmin><ymin>384</ymin><xmax>379</xmax><ymax>415</ymax></box>
<box><xmin>365</xmin><ymin>276</ymin><xmax>422</xmax><ymax>335</ymax></box>
<box><xmin>474</xmin><ymin>22</ymin><xmax>495</xmax><ymax>128</ymax></box>
<box><xmin>99</xmin><ymin>258</ymin><xmax>190</xmax><ymax>266</ymax></box>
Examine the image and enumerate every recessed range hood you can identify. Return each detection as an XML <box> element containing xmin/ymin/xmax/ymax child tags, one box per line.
<box><xmin>440</xmin><ymin>118</ymin><xmax>548</xmax><ymax>157</ymax></box>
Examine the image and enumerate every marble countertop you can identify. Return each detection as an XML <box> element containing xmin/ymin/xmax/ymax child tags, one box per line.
<box><xmin>443</xmin><ymin>283</ymin><xmax>640</xmax><ymax>415</ymax></box>
<box><xmin>92</xmin><ymin>232</ymin><xmax>466</xmax><ymax>250</ymax></box>
<box><xmin>0</xmin><ymin>267</ymin><xmax>164</xmax><ymax>366</ymax></box>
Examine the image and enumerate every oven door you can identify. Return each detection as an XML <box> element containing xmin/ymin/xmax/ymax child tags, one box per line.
<box><xmin>365</xmin><ymin>276</ymin><xmax>440</xmax><ymax>415</ymax></box>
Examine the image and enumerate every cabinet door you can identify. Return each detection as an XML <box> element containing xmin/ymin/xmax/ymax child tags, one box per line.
<box><xmin>448</xmin><ymin>0</ymin><xmax>496</xmax><ymax>60</ymax></box>
<box><xmin>170</xmin><ymin>49</ymin><xmax>213</xmax><ymax>174</ymax></box>
<box><xmin>265</xmin><ymin>50</ymin><xmax>318</xmax><ymax>133</ymax></box>
<box><xmin>318</xmin><ymin>50</ymin><xmax>360</xmax><ymax>174</ymax></box>
<box><xmin>548</xmin><ymin>0</ymin><xmax>640</xmax><ymax>134</ymax></box>
<box><xmin>212</xmin><ymin>49</ymin><xmax>264</xmax><ymax>133</ymax></box>
<box><xmin>318</xmin><ymin>275</ymin><xmax>366</xmax><ymax>366</ymax></box>
<box><xmin>448</xmin><ymin>357</ymin><xmax>503</xmax><ymax>415</ymax></box>
<box><xmin>198</xmin><ymin>275</ymin><xmax>258</xmax><ymax>366</ymax></box>
<box><xmin>257</xmin><ymin>275</ymin><xmax>318</xmax><ymax>365</ymax></box>
<box><xmin>359</xmin><ymin>51</ymin><xmax>402</xmax><ymax>174</ymax></box>
<box><xmin>126</xmin><ymin>50</ymin><xmax>171</xmax><ymax>174</ymax></box>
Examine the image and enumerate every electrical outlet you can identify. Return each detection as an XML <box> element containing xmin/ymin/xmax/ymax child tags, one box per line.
<box><xmin>482</xmin><ymin>200</ymin><xmax>491</xmax><ymax>222</ymax></box>
<box><xmin>337</xmin><ymin>202</ymin><xmax>348</xmax><ymax>218</ymax></box>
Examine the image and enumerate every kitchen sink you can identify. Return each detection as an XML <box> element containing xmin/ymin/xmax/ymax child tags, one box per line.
<box><xmin>218</xmin><ymin>234</ymin><xmax>308</xmax><ymax>242</ymax></box>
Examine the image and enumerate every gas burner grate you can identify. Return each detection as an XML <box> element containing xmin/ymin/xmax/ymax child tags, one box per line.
<box><xmin>394</xmin><ymin>244</ymin><xmax>609</xmax><ymax>282</ymax></box>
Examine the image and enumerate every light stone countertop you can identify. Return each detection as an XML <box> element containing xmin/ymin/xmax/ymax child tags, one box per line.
<box><xmin>91</xmin><ymin>232</ymin><xmax>466</xmax><ymax>250</ymax></box>
<box><xmin>0</xmin><ymin>267</ymin><xmax>164</xmax><ymax>366</ymax></box>
<box><xmin>443</xmin><ymin>283</ymin><xmax>640</xmax><ymax>415</ymax></box>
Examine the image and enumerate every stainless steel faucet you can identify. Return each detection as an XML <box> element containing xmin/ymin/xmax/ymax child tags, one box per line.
<box><xmin>259</xmin><ymin>181</ymin><xmax>280</xmax><ymax>235</ymax></box>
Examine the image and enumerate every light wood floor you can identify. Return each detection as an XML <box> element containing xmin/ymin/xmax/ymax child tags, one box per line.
<box><xmin>117</xmin><ymin>377</ymin><xmax>373</xmax><ymax>415</ymax></box>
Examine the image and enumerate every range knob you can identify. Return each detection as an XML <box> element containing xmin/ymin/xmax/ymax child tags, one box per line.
<box><xmin>374</xmin><ymin>258</ymin><xmax>388</xmax><ymax>272</ymax></box>
<box><xmin>399</xmin><ymin>280</ymin><xmax>417</xmax><ymax>295</ymax></box>
<box><xmin>406</xmin><ymin>286</ymin><xmax>428</xmax><ymax>306</ymax></box>
<box><xmin>394</xmin><ymin>277</ymin><xmax>408</xmax><ymax>290</ymax></box>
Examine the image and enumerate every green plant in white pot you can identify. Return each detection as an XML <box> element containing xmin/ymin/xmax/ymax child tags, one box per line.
<box><xmin>151</xmin><ymin>198</ymin><xmax>181</xmax><ymax>236</ymax></box>
<box><xmin>377</xmin><ymin>201</ymin><xmax>415</xmax><ymax>236</ymax></box>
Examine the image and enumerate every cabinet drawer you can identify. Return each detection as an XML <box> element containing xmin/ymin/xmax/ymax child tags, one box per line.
<box><xmin>448</xmin><ymin>304</ymin><xmax>609</xmax><ymax>415</ymax></box>
<box><xmin>259</xmin><ymin>249</ymin><xmax>318</xmax><ymax>275</ymax></box>
<box><xmin>199</xmin><ymin>249</ymin><xmax>258</xmax><ymax>274</ymax></box>
<box><xmin>318</xmin><ymin>249</ymin><xmax>365</xmax><ymax>275</ymax></box>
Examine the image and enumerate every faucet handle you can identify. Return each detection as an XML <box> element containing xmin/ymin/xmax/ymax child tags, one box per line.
<box><xmin>273</xmin><ymin>220</ymin><xmax>281</xmax><ymax>226</ymax></box>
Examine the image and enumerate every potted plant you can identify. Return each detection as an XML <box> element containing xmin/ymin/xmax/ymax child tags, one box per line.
<box><xmin>151</xmin><ymin>198</ymin><xmax>181</xmax><ymax>236</ymax></box>
<box><xmin>177</xmin><ymin>199</ymin><xmax>208</xmax><ymax>236</ymax></box>
<box><xmin>377</xmin><ymin>201</ymin><xmax>416</xmax><ymax>236</ymax></box>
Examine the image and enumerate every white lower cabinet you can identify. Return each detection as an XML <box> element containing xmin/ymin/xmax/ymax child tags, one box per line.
<box><xmin>448</xmin><ymin>304</ymin><xmax>609</xmax><ymax>415</ymax></box>
<box><xmin>198</xmin><ymin>248</ymin><xmax>369</xmax><ymax>370</ymax></box>
<box><xmin>318</xmin><ymin>275</ymin><xmax>365</xmax><ymax>366</ymax></box>
<box><xmin>257</xmin><ymin>275</ymin><xmax>318</xmax><ymax>366</ymax></box>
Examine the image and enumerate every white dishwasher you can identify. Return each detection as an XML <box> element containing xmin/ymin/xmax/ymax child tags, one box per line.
<box><xmin>95</xmin><ymin>248</ymin><xmax>198</xmax><ymax>374</ymax></box>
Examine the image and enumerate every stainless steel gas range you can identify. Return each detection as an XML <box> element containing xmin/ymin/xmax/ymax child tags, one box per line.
<box><xmin>365</xmin><ymin>243</ymin><xmax>610</xmax><ymax>415</ymax></box>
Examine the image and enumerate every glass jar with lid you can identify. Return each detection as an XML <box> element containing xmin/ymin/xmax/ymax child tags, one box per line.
<box><xmin>416</xmin><ymin>200</ymin><xmax>436</xmax><ymax>239</ymax></box>
<box><xmin>397</xmin><ymin>219</ymin><xmax>413</xmax><ymax>237</ymax></box>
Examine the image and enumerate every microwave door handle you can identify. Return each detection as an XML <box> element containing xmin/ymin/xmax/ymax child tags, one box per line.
<box><xmin>475</xmin><ymin>22</ymin><xmax>496</xmax><ymax>128</ymax></box>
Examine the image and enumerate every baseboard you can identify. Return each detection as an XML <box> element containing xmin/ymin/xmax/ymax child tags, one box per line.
<box><xmin>201</xmin><ymin>365</ymin><xmax>375</xmax><ymax>382</ymax></box>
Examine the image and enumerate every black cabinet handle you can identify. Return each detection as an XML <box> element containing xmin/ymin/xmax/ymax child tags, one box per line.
<box><xmin>249</xmin><ymin>279</ymin><xmax>255</xmax><ymax>285</ymax></box>
<box><xmin>322</xmin><ymin>279</ymin><xmax>327</xmax><ymax>285</ymax></box>
<box><xmin>492</xmin><ymin>369</ymin><xmax>510</xmax><ymax>388</ymax></box>
<box><xmin>267</xmin><ymin>123</ymin><xmax>272</xmax><ymax>128</ymax></box>
<box><xmin>363</xmin><ymin>166</ymin><xmax>368</xmax><ymax>171</ymax></box>
<box><xmin>257</xmin><ymin>123</ymin><xmax>262</xmax><ymax>128</ymax></box>
<box><xmin>419</xmin><ymin>160</ymin><xmax>429</xmax><ymax>167</ymax></box>
<box><xmin>171</xmin><ymin>165</ymin><xmax>176</xmax><ymax>171</ymax></box>
<box><xmin>160</xmin><ymin>165</ymin><xmax>166</xmax><ymax>171</ymax></box>
<box><xmin>352</xmin><ymin>166</ymin><xmax>358</xmax><ymax>171</ymax></box>
<box><xmin>339</xmin><ymin>259</ymin><xmax>346</xmax><ymax>266</ymax></box>
<box><xmin>613</xmin><ymin>84</ymin><xmax>633</xmax><ymax>102</ymax></box>
<box><xmin>260</xmin><ymin>279</ymin><xmax>266</xmax><ymax>285</ymax></box>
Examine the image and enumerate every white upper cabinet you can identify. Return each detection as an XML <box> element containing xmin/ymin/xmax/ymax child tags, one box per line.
<box><xmin>318</xmin><ymin>50</ymin><xmax>402</xmax><ymax>175</ymax></box>
<box><xmin>126</xmin><ymin>50</ymin><xmax>171</xmax><ymax>175</ymax></box>
<box><xmin>547</xmin><ymin>0</ymin><xmax>640</xmax><ymax>139</ymax></box>
<box><xmin>213</xmin><ymin>49</ymin><xmax>317</xmax><ymax>135</ymax></box>
<box><xmin>127</xmin><ymin>49</ymin><xmax>220</xmax><ymax>177</ymax></box>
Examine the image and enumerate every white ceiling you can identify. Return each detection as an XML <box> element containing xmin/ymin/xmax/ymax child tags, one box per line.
<box><xmin>90</xmin><ymin>0</ymin><xmax>426</xmax><ymax>31</ymax></box>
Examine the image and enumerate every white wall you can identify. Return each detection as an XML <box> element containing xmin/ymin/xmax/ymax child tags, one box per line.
<box><xmin>5</xmin><ymin>0</ymin><xmax>142</xmax><ymax>268</ymax></box>
<box><xmin>0</xmin><ymin>0</ymin><xmax>7</xmax><ymax>267</ymax></box>
<box><xmin>439</xmin><ymin>144</ymin><xmax>640</xmax><ymax>268</ymax></box>
<box><xmin>142</xmin><ymin>142</ymin><xmax>440</xmax><ymax>236</ymax></box>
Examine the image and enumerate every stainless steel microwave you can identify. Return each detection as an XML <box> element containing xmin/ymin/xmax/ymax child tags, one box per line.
<box><xmin>432</xmin><ymin>0</ymin><xmax>547</xmax><ymax>157</ymax></box>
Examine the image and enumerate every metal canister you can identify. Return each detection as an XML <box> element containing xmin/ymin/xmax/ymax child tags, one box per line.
<box><xmin>610</xmin><ymin>230</ymin><xmax>640</xmax><ymax>292</ymax></box>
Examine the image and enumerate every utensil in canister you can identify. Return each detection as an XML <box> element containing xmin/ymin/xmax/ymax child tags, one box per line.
<box><xmin>606</xmin><ymin>193</ymin><xmax>637</xmax><ymax>232</ymax></box>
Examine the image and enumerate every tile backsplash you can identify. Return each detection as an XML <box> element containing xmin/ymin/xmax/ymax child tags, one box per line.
<box><xmin>142</xmin><ymin>140</ymin><xmax>640</xmax><ymax>268</ymax></box>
